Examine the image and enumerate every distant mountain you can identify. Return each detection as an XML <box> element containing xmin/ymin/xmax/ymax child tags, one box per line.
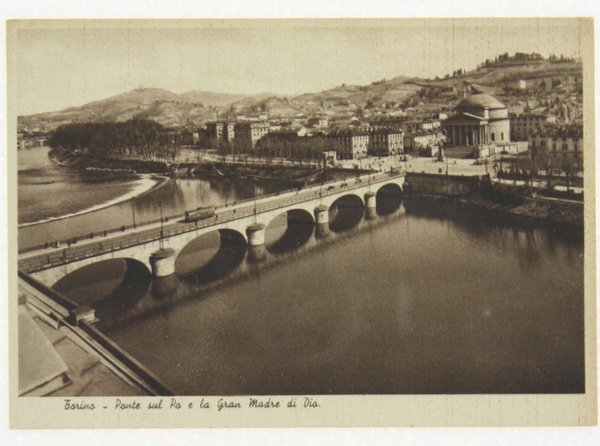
<box><xmin>18</xmin><ymin>57</ymin><xmax>582</xmax><ymax>132</ymax></box>
<box><xmin>179</xmin><ymin>90</ymin><xmax>248</xmax><ymax>107</ymax></box>
<box><xmin>19</xmin><ymin>87</ymin><xmax>218</xmax><ymax>130</ymax></box>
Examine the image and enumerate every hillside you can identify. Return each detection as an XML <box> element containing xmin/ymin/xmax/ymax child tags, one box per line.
<box><xmin>179</xmin><ymin>90</ymin><xmax>248</xmax><ymax>107</ymax></box>
<box><xmin>18</xmin><ymin>57</ymin><xmax>582</xmax><ymax>131</ymax></box>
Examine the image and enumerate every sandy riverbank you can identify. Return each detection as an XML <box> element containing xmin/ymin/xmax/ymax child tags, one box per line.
<box><xmin>18</xmin><ymin>174</ymin><xmax>170</xmax><ymax>228</ymax></box>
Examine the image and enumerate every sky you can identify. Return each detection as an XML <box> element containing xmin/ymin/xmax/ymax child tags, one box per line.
<box><xmin>12</xmin><ymin>18</ymin><xmax>587</xmax><ymax>116</ymax></box>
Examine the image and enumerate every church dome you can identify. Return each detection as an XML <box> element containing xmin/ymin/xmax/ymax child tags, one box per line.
<box><xmin>457</xmin><ymin>94</ymin><xmax>506</xmax><ymax>110</ymax></box>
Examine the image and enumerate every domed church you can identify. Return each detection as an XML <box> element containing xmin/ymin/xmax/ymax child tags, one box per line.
<box><xmin>443</xmin><ymin>93</ymin><xmax>511</xmax><ymax>158</ymax></box>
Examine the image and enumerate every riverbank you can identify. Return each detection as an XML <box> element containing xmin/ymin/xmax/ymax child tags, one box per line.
<box><xmin>404</xmin><ymin>172</ymin><xmax>583</xmax><ymax>227</ymax></box>
<box><xmin>50</xmin><ymin>147</ymin><xmax>369</xmax><ymax>186</ymax></box>
<box><xmin>187</xmin><ymin>162</ymin><xmax>368</xmax><ymax>186</ymax></box>
<box><xmin>49</xmin><ymin>147</ymin><xmax>171</xmax><ymax>173</ymax></box>
<box><xmin>19</xmin><ymin>173</ymin><xmax>170</xmax><ymax>228</ymax></box>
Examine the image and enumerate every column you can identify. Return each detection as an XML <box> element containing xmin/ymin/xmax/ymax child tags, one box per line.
<box><xmin>246</xmin><ymin>223</ymin><xmax>266</xmax><ymax>246</ymax></box>
<box><xmin>314</xmin><ymin>205</ymin><xmax>329</xmax><ymax>224</ymax></box>
<box><xmin>364</xmin><ymin>192</ymin><xmax>376</xmax><ymax>208</ymax></box>
<box><xmin>149</xmin><ymin>247</ymin><xmax>177</xmax><ymax>277</ymax></box>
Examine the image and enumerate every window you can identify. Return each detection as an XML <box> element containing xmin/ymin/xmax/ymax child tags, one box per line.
<box><xmin>491</xmin><ymin>133</ymin><xmax>495</xmax><ymax>142</ymax></box>
<box><xmin>501</xmin><ymin>132</ymin><xmax>504</xmax><ymax>141</ymax></box>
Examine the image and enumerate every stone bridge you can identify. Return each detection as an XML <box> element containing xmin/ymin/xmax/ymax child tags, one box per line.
<box><xmin>19</xmin><ymin>172</ymin><xmax>405</xmax><ymax>286</ymax></box>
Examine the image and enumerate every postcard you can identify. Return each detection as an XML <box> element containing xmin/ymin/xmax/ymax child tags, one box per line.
<box><xmin>7</xmin><ymin>18</ymin><xmax>597</xmax><ymax>428</ymax></box>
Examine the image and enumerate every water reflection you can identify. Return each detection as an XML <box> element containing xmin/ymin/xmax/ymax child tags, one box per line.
<box><xmin>151</xmin><ymin>275</ymin><xmax>180</xmax><ymax>300</ymax></box>
<box><xmin>53</xmin><ymin>258</ymin><xmax>151</xmax><ymax>320</ymax></box>
<box><xmin>403</xmin><ymin>199</ymin><xmax>583</xmax><ymax>269</ymax></box>
<box><xmin>177</xmin><ymin>229</ymin><xmax>247</xmax><ymax>284</ymax></box>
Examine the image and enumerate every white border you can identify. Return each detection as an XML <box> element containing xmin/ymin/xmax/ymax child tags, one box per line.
<box><xmin>1</xmin><ymin>1</ymin><xmax>599</xmax><ymax>445</ymax></box>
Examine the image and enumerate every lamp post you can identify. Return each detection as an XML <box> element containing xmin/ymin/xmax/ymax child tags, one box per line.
<box><xmin>131</xmin><ymin>198</ymin><xmax>136</xmax><ymax>228</ymax></box>
<box><xmin>253</xmin><ymin>197</ymin><xmax>257</xmax><ymax>224</ymax></box>
<box><xmin>159</xmin><ymin>201</ymin><xmax>165</xmax><ymax>249</ymax></box>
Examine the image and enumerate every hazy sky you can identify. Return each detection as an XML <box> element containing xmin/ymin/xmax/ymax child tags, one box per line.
<box><xmin>13</xmin><ymin>18</ymin><xmax>586</xmax><ymax>116</ymax></box>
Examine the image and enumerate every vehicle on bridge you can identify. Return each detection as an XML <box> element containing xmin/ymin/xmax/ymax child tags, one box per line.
<box><xmin>184</xmin><ymin>205</ymin><xmax>216</xmax><ymax>223</ymax></box>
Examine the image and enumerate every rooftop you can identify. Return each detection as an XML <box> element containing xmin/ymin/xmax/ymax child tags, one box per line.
<box><xmin>457</xmin><ymin>94</ymin><xmax>506</xmax><ymax>110</ymax></box>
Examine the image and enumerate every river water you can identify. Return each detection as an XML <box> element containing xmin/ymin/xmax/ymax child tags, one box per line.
<box><xmin>18</xmin><ymin>146</ymin><xmax>585</xmax><ymax>395</ymax></box>
<box><xmin>18</xmin><ymin>146</ymin><xmax>286</xmax><ymax>250</ymax></box>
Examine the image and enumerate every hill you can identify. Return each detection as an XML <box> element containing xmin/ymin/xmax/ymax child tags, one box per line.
<box><xmin>18</xmin><ymin>56</ymin><xmax>582</xmax><ymax>131</ymax></box>
<box><xmin>179</xmin><ymin>90</ymin><xmax>248</xmax><ymax>107</ymax></box>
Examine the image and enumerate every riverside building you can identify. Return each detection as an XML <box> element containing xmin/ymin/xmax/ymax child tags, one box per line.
<box><xmin>510</xmin><ymin>113</ymin><xmax>557</xmax><ymax>141</ymax></box>
<box><xmin>234</xmin><ymin>121</ymin><xmax>270</xmax><ymax>153</ymax></box>
<box><xmin>528</xmin><ymin>125</ymin><xmax>583</xmax><ymax>170</ymax></box>
<box><xmin>443</xmin><ymin>93</ymin><xmax>515</xmax><ymax>158</ymax></box>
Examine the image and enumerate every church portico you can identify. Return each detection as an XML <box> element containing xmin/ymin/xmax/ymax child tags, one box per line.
<box><xmin>443</xmin><ymin>93</ymin><xmax>511</xmax><ymax>158</ymax></box>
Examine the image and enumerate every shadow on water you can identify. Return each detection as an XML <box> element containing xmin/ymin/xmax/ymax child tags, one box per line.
<box><xmin>329</xmin><ymin>195</ymin><xmax>365</xmax><ymax>233</ymax></box>
<box><xmin>52</xmin><ymin>258</ymin><xmax>151</xmax><ymax>320</ymax></box>
<box><xmin>175</xmin><ymin>229</ymin><xmax>248</xmax><ymax>285</ymax></box>
<box><xmin>403</xmin><ymin>198</ymin><xmax>583</xmax><ymax>268</ymax></box>
<box><xmin>403</xmin><ymin>198</ymin><xmax>583</xmax><ymax>243</ymax></box>
<box><xmin>376</xmin><ymin>184</ymin><xmax>403</xmax><ymax>216</ymax></box>
<box><xmin>266</xmin><ymin>210</ymin><xmax>314</xmax><ymax>254</ymax></box>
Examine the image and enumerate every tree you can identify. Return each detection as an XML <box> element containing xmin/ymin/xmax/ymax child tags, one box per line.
<box><xmin>534</xmin><ymin>152</ymin><xmax>556</xmax><ymax>190</ymax></box>
<box><xmin>48</xmin><ymin>118</ymin><xmax>167</xmax><ymax>162</ymax></box>
<box><xmin>561</xmin><ymin>157</ymin><xmax>576</xmax><ymax>192</ymax></box>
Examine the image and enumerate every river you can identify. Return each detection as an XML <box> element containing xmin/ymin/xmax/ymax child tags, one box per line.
<box><xmin>18</xmin><ymin>146</ymin><xmax>585</xmax><ymax>395</ymax></box>
<box><xmin>18</xmin><ymin>146</ymin><xmax>288</xmax><ymax>250</ymax></box>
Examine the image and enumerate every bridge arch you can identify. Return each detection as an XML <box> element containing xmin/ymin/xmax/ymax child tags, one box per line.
<box><xmin>52</xmin><ymin>258</ymin><xmax>151</xmax><ymax>320</ymax></box>
<box><xmin>264</xmin><ymin>208</ymin><xmax>315</xmax><ymax>254</ymax></box>
<box><xmin>327</xmin><ymin>193</ymin><xmax>365</xmax><ymax>233</ymax></box>
<box><xmin>375</xmin><ymin>183</ymin><xmax>404</xmax><ymax>216</ymax></box>
<box><xmin>175</xmin><ymin>228</ymin><xmax>247</xmax><ymax>282</ymax></box>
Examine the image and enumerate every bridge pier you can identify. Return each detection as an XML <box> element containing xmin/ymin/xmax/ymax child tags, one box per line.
<box><xmin>365</xmin><ymin>207</ymin><xmax>377</xmax><ymax>220</ymax></box>
<box><xmin>364</xmin><ymin>191</ymin><xmax>377</xmax><ymax>208</ymax></box>
<box><xmin>246</xmin><ymin>223</ymin><xmax>266</xmax><ymax>246</ymax></box>
<box><xmin>149</xmin><ymin>248</ymin><xmax>177</xmax><ymax>277</ymax></box>
<box><xmin>151</xmin><ymin>275</ymin><xmax>179</xmax><ymax>299</ymax></box>
<box><xmin>315</xmin><ymin>223</ymin><xmax>330</xmax><ymax>239</ymax></box>
<box><xmin>314</xmin><ymin>204</ymin><xmax>329</xmax><ymax>224</ymax></box>
<box><xmin>247</xmin><ymin>244</ymin><xmax>268</xmax><ymax>263</ymax></box>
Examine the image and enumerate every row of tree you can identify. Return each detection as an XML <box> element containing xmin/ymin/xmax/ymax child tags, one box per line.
<box><xmin>495</xmin><ymin>153</ymin><xmax>579</xmax><ymax>191</ymax></box>
<box><xmin>47</xmin><ymin>118</ymin><xmax>177</xmax><ymax>162</ymax></box>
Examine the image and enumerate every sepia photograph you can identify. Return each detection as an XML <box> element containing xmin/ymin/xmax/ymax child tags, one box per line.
<box><xmin>6</xmin><ymin>16</ymin><xmax>597</xmax><ymax>429</ymax></box>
